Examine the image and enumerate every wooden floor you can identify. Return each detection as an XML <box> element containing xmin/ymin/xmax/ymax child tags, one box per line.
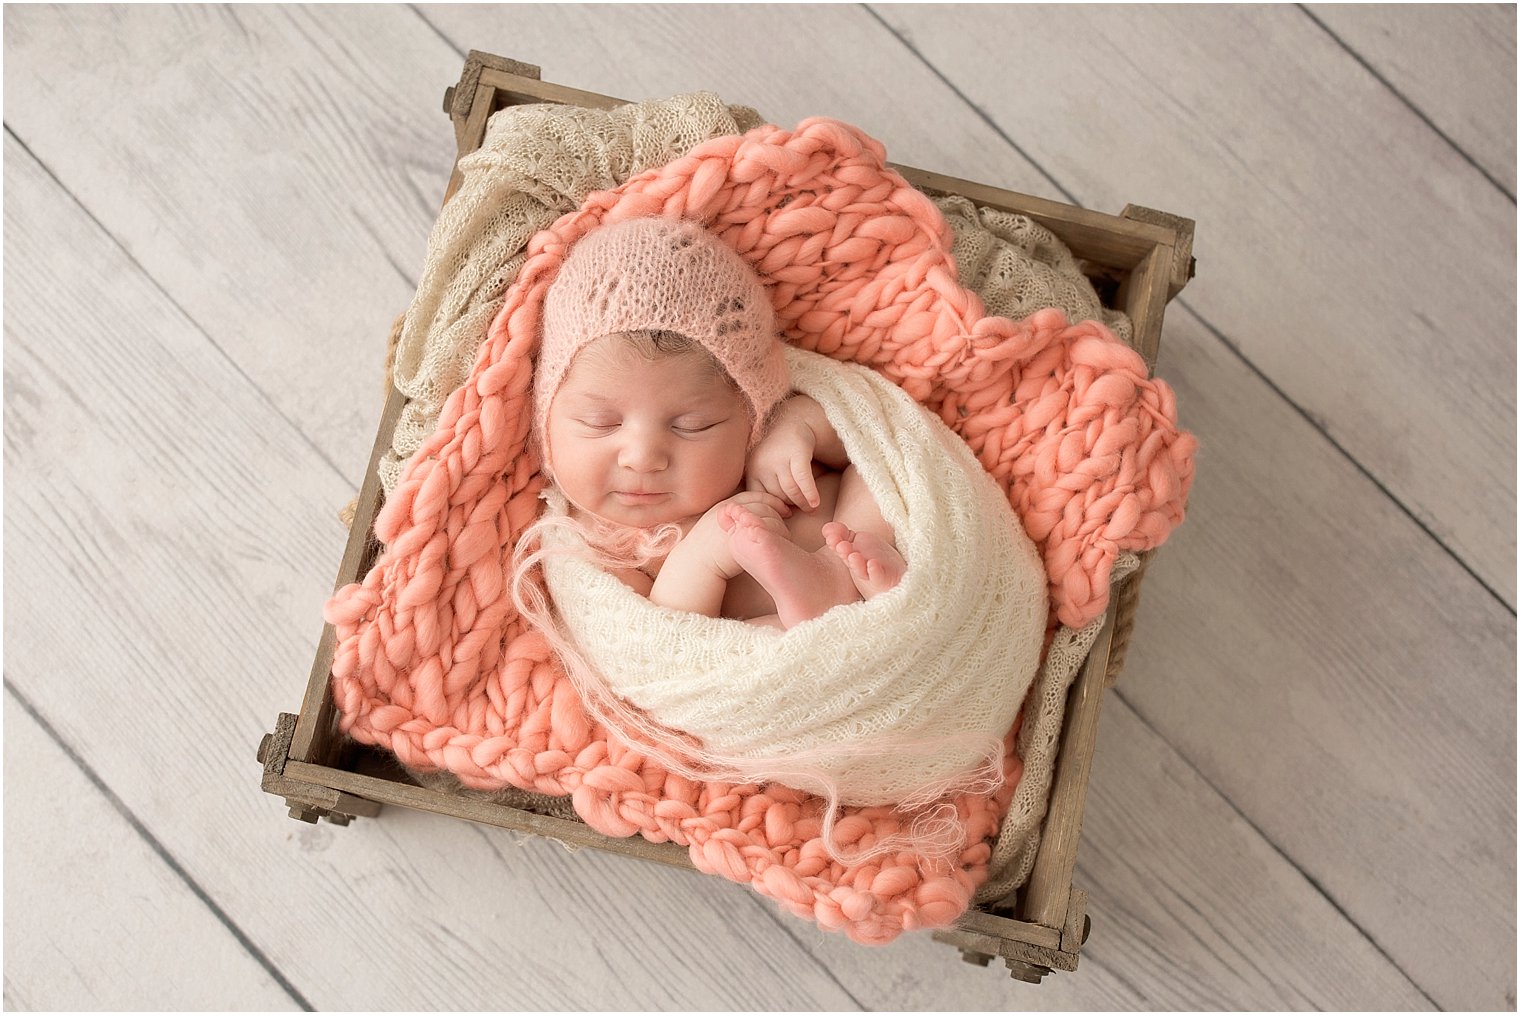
<box><xmin>4</xmin><ymin>5</ymin><xmax>1514</xmax><ymax>1010</ymax></box>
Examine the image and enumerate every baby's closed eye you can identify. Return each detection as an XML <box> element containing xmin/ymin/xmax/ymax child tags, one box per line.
<box><xmin>672</xmin><ymin>415</ymin><xmax>727</xmax><ymax>435</ymax></box>
<box><xmin>575</xmin><ymin>416</ymin><xmax>620</xmax><ymax>433</ymax></box>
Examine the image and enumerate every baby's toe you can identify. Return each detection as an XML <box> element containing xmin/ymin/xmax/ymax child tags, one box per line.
<box><xmin>848</xmin><ymin>551</ymin><xmax>871</xmax><ymax>581</ymax></box>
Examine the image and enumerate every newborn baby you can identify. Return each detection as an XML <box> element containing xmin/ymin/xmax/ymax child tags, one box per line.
<box><xmin>534</xmin><ymin>216</ymin><xmax>906</xmax><ymax>629</ymax></box>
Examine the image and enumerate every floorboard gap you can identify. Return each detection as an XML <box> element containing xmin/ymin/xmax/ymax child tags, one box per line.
<box><xmin>744</xmin><ymin>891</ymin><xmax>869</xmax><ymax>1010</ymax></box>
<box><xmin>860</xmin><ymin>3</ymin><xmax>1081</xmax><ymax>208</ymax></box>
<box><xmin>1110</xmin><ymin>686</ymin><xmax>1443</xmax><ymax>1011</ymax></box>
<box><xmin>1177</xmin><ymin>298</ymin><xmax>1515</xmax><ymax>616</ymax></box>
<box><xmin>408</xmin><ymin>5</ymin><xmax>467</xmax><ymax>61</ymax></box>
<box><xmin>1297</xmin><ymin>3</ymin><xmax>1515</xmax><ymax>204</ymax></box>
<box><xmin>4</xmin><ymin>678</ymin><xmax>317</xmax><ymax>1013</ymax></box>
<box><xmin>2</xmin><ymin>124</ymin><xmax>362</xmax><ymax>494</ymax></box>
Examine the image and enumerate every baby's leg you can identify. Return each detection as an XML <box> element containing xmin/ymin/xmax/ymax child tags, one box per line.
<box><xmin>821</xmin><ymin>466</ymin><xmax>907</xmax><ymax>599</ymax></box>
<box><xmin>721</xmin><ymin>504</ymin><xmax>860</xmax><ymax>629</ymax></box>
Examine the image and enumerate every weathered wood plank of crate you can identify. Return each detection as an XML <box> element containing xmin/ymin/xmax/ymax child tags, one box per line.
<box><xmin>443</xmin><ymin>50</ymin><xmax>541</xmax><ymax>152</ymax></box>
<box><xmin>270</xmin><ymin>708</ymin><xmax>1098</xmax><ymax>960</ymax></box>
<box><xmin>262</xmin><ymin>713</ymin><xmax>381</xmax><ymax>824</ymax></box>
<box><xmin>290</xmin><ymin>382</ymin><xmax>408</xmax><ymax>769</ymax></box>
<box><xmin>1120</xmin><ymin>205</ymin><xmax>1196</xmax><ymax>297</ymax></box>
<box><xmin>1020</xmin><ymin>606</ymin><xmax>1117</xmax><ymax>933</ymax></box>
<box><xmin>1111</xmin><ymin>242</ymin><xmax>1175</xmax><ymax>369</ymax></box>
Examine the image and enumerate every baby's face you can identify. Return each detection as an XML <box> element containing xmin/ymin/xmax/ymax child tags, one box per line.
<box><xmin>545</xmin><ymin>336</ymin><xmax>749</xmax><ymax>529</ymax></box>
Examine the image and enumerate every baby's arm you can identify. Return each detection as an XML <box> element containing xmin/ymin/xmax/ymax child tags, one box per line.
<box><xmin>745</xmin><ymin>394</ymin><xmax>848</xmax><ymax>510</ymax></box>
<box><xmin>647</xmin><ymin>492</ymin><xmax>789</xmax><ymax>616</ymax></box>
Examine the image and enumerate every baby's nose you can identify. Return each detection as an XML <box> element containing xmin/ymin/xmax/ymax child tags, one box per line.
<box><xmin>618</xmin><ymin>438</ymin><xmax>668</xmax><ymax>472</ymax></box>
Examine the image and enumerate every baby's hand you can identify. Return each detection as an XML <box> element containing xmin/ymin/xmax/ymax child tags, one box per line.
<box><xmin>745</xmin><ymin>409</ymin><xmax>820</xmax><ymax>511</ymax></box>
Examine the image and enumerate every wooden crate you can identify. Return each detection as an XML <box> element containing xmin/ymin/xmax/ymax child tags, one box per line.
<box><xmin>258</xmin><ymin>50</ymin><xmax>1196</xmax><ymax>983</ymax></box>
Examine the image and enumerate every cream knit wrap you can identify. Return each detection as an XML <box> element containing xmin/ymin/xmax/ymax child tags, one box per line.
<box><xmin>539</xmin><ymin>345</ymin><xmax>1049</xmax><ymax>809</ymax></box>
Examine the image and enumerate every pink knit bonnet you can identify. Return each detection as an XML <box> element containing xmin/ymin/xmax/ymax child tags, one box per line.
<box><xmin>534</xmin><ymin>216</ymin><xmax>789</xmax><ymax>459</ymax></box>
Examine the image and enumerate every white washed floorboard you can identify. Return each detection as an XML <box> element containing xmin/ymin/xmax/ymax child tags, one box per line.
<box><xmin>2</xmin><ymin>137</ymin><xmax>861</xmax><ymax>1011</ymax></box>
<box><xmin>3</xmin><ymin>3</ymin><xmax>1512</xmax><ymax>1010</ymax></box>
<box><xmin>876</xmin><ymin>3</ymin><xmax>1517</xmax><ymax>605</ymax></box>
<box><xmin>420</xmin><ymin>3</ymin><xmax>1078</xmax><ymax>205</ymax></box>
<box><xmin>790</xmin><ymin>699</ymin><xmax>1431</xmax><ymax>1011</ymax></box>
<box><xmin>2</xmin><ymin>695</ymin><xmax>303</xmax><ymax>1013</ymax></box>
<box><xmin>1072</xmin><ymin>700</ymin><xmax>1429</xmax><ymax>1011</ymax></box>
<box><xmin>1306</xmin><ymin>3</ymin><xmax>1517</xmax><ymax>193</ymax></box>
<box><xmin>1116</xmin><ymin>305</ymin><xmax>1515</xmax><ymax>1010</ymax></box>
<box><xmin>2</xmin><ymin>3</ymin><xmax>463</xmax><ymax>485</ymax></box>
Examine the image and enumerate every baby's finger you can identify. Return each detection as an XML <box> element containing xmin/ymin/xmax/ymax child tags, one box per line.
<box><xmin>735</xmin><ymin>489</ymin><xmax>789</xmax><ymax>517</ymax></box>
<box><xmin>753</xmin><ymin>490</ymin><xmax>793</xmax><ymax>517</ymax></box>
<box><xmin>779</xmin><ymin>473</ymin><xmax>806</xmax><ymax>510</ymax></box>
<box><xmin>717</xmin><ymin>502</ymin><xmax>742</xmax><ymax>532</ymax></box>
<box><xmin>792</xmin><ymin>459</ymin><xmax>820</xmax><ymax>511</ymax></box>
<box><xmin>746</xmin><ymin>475</ymin><xmax>779</xmax><ymax>504</ymax></box>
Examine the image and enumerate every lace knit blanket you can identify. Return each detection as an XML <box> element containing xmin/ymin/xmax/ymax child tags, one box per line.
<box><xmin>324</xmin><ymin>112</ymin><xmax>1196</xmax><ymax>943</ymax></box>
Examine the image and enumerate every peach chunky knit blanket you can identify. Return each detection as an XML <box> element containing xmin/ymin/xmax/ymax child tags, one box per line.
<box><xmin>323</xmin><ymin>117</ymin><xmax>1196</xmax><ymax>943</ymax></box>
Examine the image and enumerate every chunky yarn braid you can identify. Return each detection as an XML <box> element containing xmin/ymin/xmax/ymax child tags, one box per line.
<box><xmin>324</xmin><ymin>117</ymin><xmax>1194</xmax><ymax>943</ymax></box>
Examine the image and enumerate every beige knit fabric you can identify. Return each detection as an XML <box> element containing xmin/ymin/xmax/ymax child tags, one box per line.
<box><xmin>975</xmin><ymin>550</ymin><xmax>1142</xmax><ymax>904</ymax></box>
<box><xmin>938</xmin><ymin>194</ymin><xmax>1133</xmax><ymax>348</ymax></box>
<box><xmin>368</xmin><ymin>91</ymin><xmax>1139</xmax><ymax>897</ymax></box>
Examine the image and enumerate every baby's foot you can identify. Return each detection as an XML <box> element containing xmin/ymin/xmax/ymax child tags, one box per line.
<box><xmin>726</xmin><ymin>507</ymin><xmax>859</xmax><ymax>629</ymax></box>
<box><xmin>822</xmin><ymin>522</ymin><xmax>907</xmax><ymax>599</ymax></box>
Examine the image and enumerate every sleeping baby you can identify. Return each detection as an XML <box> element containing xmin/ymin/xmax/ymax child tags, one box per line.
<box><xmin>517</xmin><ymin>212</ymin><xmax>1049</xmax><ymax>814</ymax></box>
<box><xmin>532</xmin><ymin>215</ymin><xmax>906</xmax><ymax>630</ymax></box>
